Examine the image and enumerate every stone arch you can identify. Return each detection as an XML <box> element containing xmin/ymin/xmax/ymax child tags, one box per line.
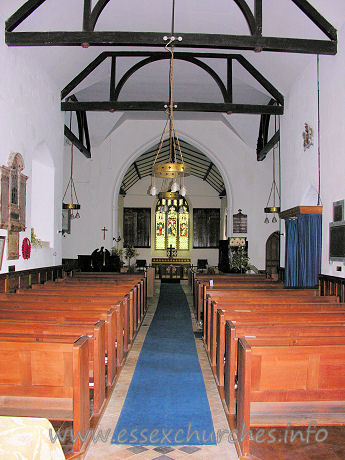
<box><xmin>111</xmin><ymin>130</ymin><xmax>233</xmax><ymax>244</ymax></box>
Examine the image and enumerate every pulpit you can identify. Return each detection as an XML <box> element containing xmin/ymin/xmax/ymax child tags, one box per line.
<box><xmin>152</xmin><ymin>258</ymin><xmax>191</xmax><ymax>280</ymax></box>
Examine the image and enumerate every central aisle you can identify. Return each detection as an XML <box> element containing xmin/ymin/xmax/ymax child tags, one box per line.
<box><xmin>112</xmin><ymin>283</ymin><xmax>216</xmax><ymax>446</ymax></box>
<box><xmin>84</xmin><ymin>281</ymin><xmax>238</xmax><ymax>459</ymax></box>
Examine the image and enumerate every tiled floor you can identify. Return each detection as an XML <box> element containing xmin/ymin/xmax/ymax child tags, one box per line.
<box><xmin>84</xmin><ymin>281</ymin><xmax>239</xmax><ymax>460</ymax></box>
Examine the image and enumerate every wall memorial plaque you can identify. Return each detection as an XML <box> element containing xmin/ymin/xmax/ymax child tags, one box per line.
<box><xmin>233</xmin><ymin>209</ymin><xmax>247</xmax><ymax>233</ymax></box>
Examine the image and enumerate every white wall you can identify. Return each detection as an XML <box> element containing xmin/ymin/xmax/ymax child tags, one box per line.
<box><xmin>0</xmin><ymin>5</ymin><xmax>64</xmax><ymax>272</ymax></box>
<box><xmin>280</xmin><ymin>23</ymin><xmax>345</xmax><ymax>278</ymax></box>
<box><xmin>62</xmin><ymin>116</ymin><xmax>277</xmax><ymax>270</ymax></box>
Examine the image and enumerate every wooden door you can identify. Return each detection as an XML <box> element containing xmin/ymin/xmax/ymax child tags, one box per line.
<box><xmin>265</xmin><ymin>231</ymin><xmax>280</xmax><ymax>277</ymax></box>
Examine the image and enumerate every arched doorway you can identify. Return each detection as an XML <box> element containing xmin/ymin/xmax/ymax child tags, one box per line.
<box><xmin>265</xmin><ymin>231</ymin><xmax>280</xmax><ymax>278</ymax></box>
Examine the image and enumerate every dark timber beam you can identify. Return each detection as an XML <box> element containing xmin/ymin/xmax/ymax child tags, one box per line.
<box><xmin>133</xmin><ymin>162</ymin><xmax>141</xmax><ymax>180</ymax></box>
<box><xmin>233</xmin><ymin>0</ymin><xmax>256</xmax><ymax>35</ymax></box>
<box><xmin>83</xmin><ymin>0</ymin><xmax>91</xmax><ymax>32</ymax></box>
<box><xmin>5</xmin><ymin>32</ymin><xmax>337</xmax><ymax>55</ymax></box>
<box><xmin>254</xmin><ymin>0</ymin><xmax>262</xmax><ymax>37</ymax></box>
<box><xmin>113</xmin><ymin>54</ymin><xmax>228</xmax><ymax>103</ymax></box>
<box><xmin>227</xmin><ymin>58</ymin><xmax>233</xmax><ymax>103</ymax></box>
<box><xmin>237</xmin><ymin>56</ymin><xmax>284</xmax><ymax>105</ymax></box>
<box><xmin>203</xmin><ymin>163</ymin><xmax>213</xmax><ymax>181</ymax></box>
<box><xmin>291</xmin><ymin>0</ymin><xmax>337</xmax><ymax>41</ymax></box>
<box><xmin>64</xmin><ymin>125</ymin><xmax>91</xmax><ymax>159</ymax></box>
<box><xmin>61</xmin><ymin>53</ymin><xmax>108</xmax><ymax>100</ymax></box>
<box><xmin>110</xmin><ymin>56</ymin><xmax>116</xmax><ymax>101</ymax></box>
<box><xmin>61</xmin><ymin>52</ymin><xmax>283</xmax><ymax>112</ymax></box>
<box><xmin>61</xmin><ymin>100</ymin><xmax>284</xmax><ymax>115</ymax></box>
<box><xmin>5</xmin><ymin>0</ymin><xmax>47</xmax><ymax>32</ymax></box>
<box><xmin>90</xmin><ymin>0</ymin><xmax>111</xmax><ymax>31</ymax></box>
<box><xmin>257</xmin><ymin>130</ymin><xmax>280</xmax><ymax>161</ymax></box>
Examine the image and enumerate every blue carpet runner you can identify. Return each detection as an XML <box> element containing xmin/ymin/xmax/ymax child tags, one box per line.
<box><xmin>111</xmin><ymin>283</ymin><xmax>216</xmax><ymax>446</ymax></box>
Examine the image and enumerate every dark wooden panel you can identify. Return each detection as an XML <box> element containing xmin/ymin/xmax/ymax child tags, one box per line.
<box><xmin>193</xmin><ymin>208</ymin><xmax>220</xmax><ymax>248</ymax></box>
<box><xmin>123</xmin><ymin>208</ymin><xmax>150</xmax><ymax>248</ymax></box>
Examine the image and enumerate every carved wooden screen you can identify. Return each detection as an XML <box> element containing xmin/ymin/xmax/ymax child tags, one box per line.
<box><xmin>123</xmin><ymin>208</ymin><xmax>151</xmax><ymax>248</ymax></box>
<box><xmin>193</xmin><ymin>208</ymin><xmax>220</xmax><ymax>248</ymax></box>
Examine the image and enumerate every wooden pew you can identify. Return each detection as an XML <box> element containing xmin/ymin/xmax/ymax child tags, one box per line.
<box><xmin>27</xmin><ymin>283</ymin><xmax>142</xmax><ymax>333</ymax></box>
<box><xmin>195</xmin><ymin>280</ymin><xmax>281</xmax><ymax>322</ymax></box>
<box><xmin>0</xmin><ymin>292</ymin><xmax>131</xmax><ymax>359</ymax></box>
<box><xmin>197</xmin><ymin>284</ymin><xmax>322</xmax><ymax>325</ymax></box>
<box><xmin>210</xmin><ymin>309</ymin><xmax>345</xmax><ymax>367</ymax></box>
<box><xmin>224</xmin><ymin>320</ymin><xmax>345</xmax><ymax>415</ymax></box>
<box><xmin>212</xmin><ymin>300</ymin><xmax>345</xmax><ymax>368</ymax></box>
<box><xmin>211</xmin><ymin>309</ymin><xmax>345</xmax><ymax>386</ymax></box>
<box><xmin>65</xmin><ymin>272</ymin><xmax>148</xmax><ymax>312</ymax></box>
<box><xmin>0</xmin><ymin>299</ymin><xmax>122</xmax><ymax>371</ymax></box>
<box><xmin>0</xmin><ymin>307</ymin><xmax>118</xmax><ymax>387</ymax></box>
<box><xmin>0</xmin><ymin>336</ymin><xmax>90</xmax><ymax>453</ymax></box>
<box><xmin>237</xmin><ymin>337</ymin><xmax>345</xmax><ymax>457</ymax></box>
<box><xmin>206</xmin><ymin>293</ymin><xmax>340</xmax><ymax>364</ymax></box>
<box><xmin>0</xmin><ymin>320</ymin><xmax>105</xmax><ymax>414</ymax></box>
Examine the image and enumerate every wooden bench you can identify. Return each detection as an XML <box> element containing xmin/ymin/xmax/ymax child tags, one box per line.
<box><xmin>0</xmin><ymin>320</ymin><xmax>106</xmax><ymax>414</ymax></box>
<box><xmin>0</xmin><ymin>336</ymin><xmax>90</xmax><ymax>453</ymax></box>
<box><xmin>195</xmin><ymin>281</ymin><xmax>282</xmax><ymax>322</ymax></box>
<box><xmin>26</xmin><ymin>283</ymin><xmax>142</xmax><ymax>334</ymax></box>
<box><xmin>237</xmin><ymin>337</ymin><xmax>345</xmax><ymax>457</ymax></box>
<box><xmin>205</xmin><ymin>292</ymin><xmax>340</xmax><ymax>364</ymax></box>
<box><xmin>0</xmin><ymin>307</ymin><xmax>118</xmax><ymax>387</ymax></box>
<box><xmin>197</xmin><ymin>285</ymin><xmax>322</xmax><ymax>324</ymax></box>
<box><xmin>212</xmin><ymin>300</ymin><xmax>345</xmax><ymax>369</ymax></box>
<box><xmin>224</xmin><ymin>320</ymin><xmax>345</xmax><ymax>415</ymax></box>
<box><xmin>0</xmin><ymin>292</ymin><xmax>132</xmax><ymax>357</ymax></box>
<box><xmin>212</xmin><ymin>309</ymin><xmax>345</xmax><ymax>386</ymax></box>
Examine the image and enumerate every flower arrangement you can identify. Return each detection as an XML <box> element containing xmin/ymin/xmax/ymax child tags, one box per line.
<box><xmin>230</xmin><ymin>247</ymin><xmax>250</xmax><ymax>273</ymax></box>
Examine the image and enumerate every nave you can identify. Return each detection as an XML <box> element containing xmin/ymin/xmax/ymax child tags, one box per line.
<box><xmin>1</xmin><ymin>271</ymin><xmax>345</xmax><ymax>459</ymax></box>
<box><xmin>85</xmin><ymin>281</ymin><xmax>238</xmax><ymax>460</ymax></box>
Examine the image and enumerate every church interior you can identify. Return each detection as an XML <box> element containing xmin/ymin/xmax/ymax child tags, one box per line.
<box><xmin>0</xmin><ymin>1</ymin><xmax>345</xmax><ymax>459</ymax></box>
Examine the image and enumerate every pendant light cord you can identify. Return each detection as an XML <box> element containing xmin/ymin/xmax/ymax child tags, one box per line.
<box><xmin>317</xmin><ymin>54</ymin><xmax>321</xmax><ymax>206</ymax></box>
<box><xmin>151</xmin><ymin>0</ymin><xmax>185</xmax><ymax>178</ymax></box>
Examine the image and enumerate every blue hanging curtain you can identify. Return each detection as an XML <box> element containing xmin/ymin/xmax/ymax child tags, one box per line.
<box><xmin>285</xmin><ymin>214</ymin><xmax>322</xmax><ymax>288</ymax></box>
<box><xmin>298</xmin><ymin>214</ymin><xmax>322</xmax><ymax>287</ymax></box>
<box><xmin>285</xmin><ymin>218</ymin><xmax>299</xmax><ymax>287</ymax></box>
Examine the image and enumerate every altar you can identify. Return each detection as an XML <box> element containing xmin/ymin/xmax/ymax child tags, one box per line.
<box><xmin>152</xmin><ymin>258</ymin><xmax>191</xmax><ymax>280</ymax></box>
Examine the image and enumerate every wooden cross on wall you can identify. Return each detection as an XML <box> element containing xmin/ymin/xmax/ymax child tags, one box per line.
<box><xmin>101</xmin><ymin>226</ymin><xmax>108</xmax><ymax>240</ymax></box>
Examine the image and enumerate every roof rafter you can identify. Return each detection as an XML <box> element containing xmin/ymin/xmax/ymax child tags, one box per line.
<box><xmin>5</xmin><ymin>0</ymin><xmax>337</xmax><ymax>55</ymax></box>
<box><xmin>60</xmin><ymin>51</ymin><xmax>284</xmax><ymax>116</ymax></box>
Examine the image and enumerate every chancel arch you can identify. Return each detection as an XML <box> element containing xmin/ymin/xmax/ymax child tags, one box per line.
<box><xmin>115</xmin><ymin>135</ymin><xmax>230</xmax><ymax>268</ymax></box>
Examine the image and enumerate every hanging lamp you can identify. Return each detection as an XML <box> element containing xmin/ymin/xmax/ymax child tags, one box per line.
<box><xmin>264</xmin><ymin>142</ymin><xmax>280</xmax><ymax>223</ymax></box>
<box><xmin>63</xmin><ymin>115</ymin><xmax>81</xmax><ymax>219</ymax></box>
<box><xmin>149</xmin><ymin>0</ymin><xmax>190</xmax><ymax>197</ymax></box>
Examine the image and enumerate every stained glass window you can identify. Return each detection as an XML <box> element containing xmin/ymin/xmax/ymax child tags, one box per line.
<box><xmin>155</xmin><ymin>197</ymin><xmax>189</xmax><ymax>250</ymax></box>
<box><xmin>155</xmin><ymin>209</ymin><xmax>166</xmax><ymax>250</ymax></box>
<box><xmin>167</xmin><ymin>208</ymin><xmax>177</xmax><ymax>249</ymax></box>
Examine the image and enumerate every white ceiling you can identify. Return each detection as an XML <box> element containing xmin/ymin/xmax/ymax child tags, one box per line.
<box><xmin>2</xmin><ymin>0</ymin><xmax>344</xmax><ymax>148</ymax></box>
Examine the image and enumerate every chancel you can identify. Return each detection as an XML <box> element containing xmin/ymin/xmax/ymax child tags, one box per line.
<box><xmin>0</xmin><ymin>0</ymin><xmax>345</xmax><ymax>458</ymax></box>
